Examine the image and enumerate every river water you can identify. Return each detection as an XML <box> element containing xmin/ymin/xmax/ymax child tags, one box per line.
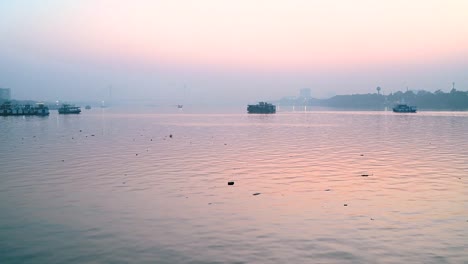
<box><xmin>1</xmin><ymin>107</ymin><xmax>467</xmax><ymax>263</ymax></box>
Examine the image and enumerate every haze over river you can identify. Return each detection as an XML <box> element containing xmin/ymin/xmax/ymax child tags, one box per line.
<box><xmin>1</xmin><ymin>107</ymin><xmax>467</xmax><ymax>263</ymax></box>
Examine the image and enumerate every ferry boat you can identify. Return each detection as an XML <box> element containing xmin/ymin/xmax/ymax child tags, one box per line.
<box><xmin>0</xmin><ymin>102</ymin><xmax>49</xmax><ymax>116</ymax></box>
<box><xmin>35</xmin><ymin>103</ymin><xmax>50</xmax><ymax>116</ymax></box>
<box><xmin>393</xmin><ymin>104</ymin><xmax>417</xmax><ymax>113</ymax></box>
<box><xmin>85</xmin><ymin>105</ymin><xmax>91</xmax><ymax>110</ymax></box>
<box><xmin>247</xmin><ymin>102</ymin><xmax>276</xmax><ymax>114</ymax></box>
<box><xmin>58</xmin><ymin>104</ymin><xmax>81</xmax><ymax>114</ymax></box>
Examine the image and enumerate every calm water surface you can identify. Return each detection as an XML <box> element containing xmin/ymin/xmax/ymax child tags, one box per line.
<box><xmin>1</xmin><ymin>107</ymin><xmax>467</xmax><ymax>263</ymax></box>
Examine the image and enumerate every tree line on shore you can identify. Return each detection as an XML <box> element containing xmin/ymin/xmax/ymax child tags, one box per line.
<box><xmin>277</xmin><ymin>88</ymin><xmax>468</xmax><ymax>110</ymax></box>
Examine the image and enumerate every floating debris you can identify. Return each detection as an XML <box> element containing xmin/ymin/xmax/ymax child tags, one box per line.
<box><xmin>253</xmin><ymin>193</ymin><xmax>261</xmax><ymax>196</ymax></box>
<box><xmin>91</xmin><ymin>134</ymin><xmax>95</xmax><ymax>137</ymax></box>
<box><xmin>136</xmin><ymin>154</ymin><xmax>138</xmax><ymax>156</ymax></box>
<box><xmin>344</xmin><ymin>204</ymin><xmax>348</xmax><ymax>206</ymax></box>
<box><xmin>325</xmin><ymin>189</ymin><xmax>331</xmax><ymax>191</ymax></box>
<box><xmin>361</xmin><ymin>174</ymin><xmax>369</xmax><ymax>177</ymax></box>
<box><xmin>371</xmin><ymin>218</ymin><xmax>374</xmax><ymax>220</ymax></box>
<box><xmin>228</xmin><ymin>181</ymin><xmax>234</xmax><ymax>185</ymax></box>
<box><xmin>169</xmin><ymin>134</ymin><xmax>173</xmax><ymax>138</ymax></box>
<box><xmin>61</xmin><ymin>160</ymin><xmax>64</xmax><ymax>162</ymax></box>
<box><xmin>79</xmin><ymin>130</ymin><xmax>82</xmax><ymax>132</ymax></box>
<box><xmin>360</xmin><ymin>154</ymin><xmax>364</xmax><ymax>156</ymax></box>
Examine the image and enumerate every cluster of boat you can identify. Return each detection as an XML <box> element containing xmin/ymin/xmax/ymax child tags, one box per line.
<box><xmin>0</xmin><ymin>102</ymin><xmax>82</xmax><ymax>116</ymax></box>
<box><xmin>247</xmin><ymin>102</ymin><xmax>417</xmax><ymax>114</ymax></box>
<box><xmin>2</xmin><ymin>100</ymin><xmax>417</xmax><ymax>116</ymax></box>
<box><xmin>0</xmin><ymin>102</ymin><xmax>50</xmax><ymax>116</ymax></box>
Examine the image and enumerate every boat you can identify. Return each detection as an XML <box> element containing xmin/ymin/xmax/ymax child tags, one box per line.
<box><xmin>247</xmin><ymin>102</ymin><xmax>276</xmax><ymax>114</ymax></box>
<box><xmin>35</xmin><ymin>103</ymin><xmax>50</xmax><ymax>116</ymax></box>
<box><xmin>58</xmin><ymin>104</ymin><xmax>81</xmax><ymax>114</ymax></box>
<box><xmin>177</xmin><ymin>104</ymin><xmax>183</xmax><ymax>109</ymax></box>
<box><xmin>0</xmin><ymin>101</ymin><xmax>49</xmax><ymax>116</ymax></box>
<box><xmin>393</xmin><ymin>104</ymin><xmax>417</xmax><ymax>113</ymax></box>
<box><xmin>85</xmin><ymin>105</ymin><xmax>91</xmax><ymax>110</ymax></box>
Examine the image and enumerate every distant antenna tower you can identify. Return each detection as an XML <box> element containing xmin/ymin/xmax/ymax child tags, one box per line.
<box><xmin>109</xmin><ymin>85</ymin><xmax>113</xmax><ymax>106</ymax></box>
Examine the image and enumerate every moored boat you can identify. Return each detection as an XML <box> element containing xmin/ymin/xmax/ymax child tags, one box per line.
<box><xmin>35</xmin><ymin>103</ymin><xmax>50</xmax><ymax>116</ymax></box>
<box><xmin>58</xmin><ymin>104</ymin><xmax>81</xmax><ymax>114</ymax></box>
<box><xmin>0</xmin><ymin>101</ymin><xmax>49</xmax><ymax>116</ymax></box>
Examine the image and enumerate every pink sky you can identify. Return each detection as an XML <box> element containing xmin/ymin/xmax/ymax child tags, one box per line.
<box><xmin>1</xmin><ymin>0</ymin><xmax>468</xmax><ymax>101</ymax></box>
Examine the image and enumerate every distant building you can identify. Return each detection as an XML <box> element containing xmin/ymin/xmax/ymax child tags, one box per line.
<box><xmin>0</xmin><ymin>88</ymin><xmax>11</xmax><ymax>100</ymax></box>
<box><xmin>299</xmin><ymin>88</ymin><xmax>311</xmax><ymax>99</ymax></box>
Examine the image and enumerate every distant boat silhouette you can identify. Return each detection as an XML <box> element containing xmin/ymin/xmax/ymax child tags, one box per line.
<box><xmin>177</xmin><ymin>104</ymin><xmax>183</xmax><ymax>109</ymax></box>
<box><xmin>58</xmin><ymin>104</ymin><xmax>81</xmax><ymax>114</ymax></box>
<box><xmin>393</xmin><ymin>104</ymin><xmax>417</xmax><ymax>113</ymax></box>
<box><xmin>247</xmin><ymin>102</ymin><xmax>276</xmax><ymax>114</ymax></box>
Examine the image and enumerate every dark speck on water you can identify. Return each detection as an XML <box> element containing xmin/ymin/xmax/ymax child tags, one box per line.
<box><xmin>228</xmin><ymin>181</ymin><xmax>234</xmax><ymax>185</ymax></box>
<box><xmin>253</xmin><ymin>193</ymin><xmax>261</xmax><ymax>196</ymax></box>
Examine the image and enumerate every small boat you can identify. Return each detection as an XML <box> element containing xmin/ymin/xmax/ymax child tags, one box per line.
<box><xmin>85</xmin><ymin>105</ymin><xmax>91</xmax><ymax>110</ymax></box>
<box><xmin>393</xmin><ymin>104</ymin><xmax>417</xmax><ymax>113</ymax></box>
<box><xmin>58</xmin><ymin>104</ymin><xmax>81</xmax><ymax>114</ymax></box>
<box><xmin>177</xmin><ymin>104</ymin><xmax>183</xmax><ymax>109</ymax></box>
<box><xmin>247</xmin><ymin>102</ymin><xmax>276</xmax><ymax>114</ymax></box>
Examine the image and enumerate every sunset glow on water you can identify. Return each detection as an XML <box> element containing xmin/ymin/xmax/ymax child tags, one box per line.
<box><xmin>1</xmin><ymin>108</ymin><xmax>467</xmax><ymax>263</ymax></box>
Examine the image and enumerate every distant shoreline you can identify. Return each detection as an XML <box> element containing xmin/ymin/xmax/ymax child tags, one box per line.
<box><xmin>275</xmin><ymin>89</ymin><xmax>468</xmax><ymax>111</ymax></box>
<box><xmin>2</xmin><ymin>88</ymin><xmax>468</xmax><ymax>111</ymax></box>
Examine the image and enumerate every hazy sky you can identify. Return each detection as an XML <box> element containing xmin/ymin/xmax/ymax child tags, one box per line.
<box><xmin>1</xmin><ymin>0</ymin><xmax>467</xmax><ymax>103</ymax></box>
